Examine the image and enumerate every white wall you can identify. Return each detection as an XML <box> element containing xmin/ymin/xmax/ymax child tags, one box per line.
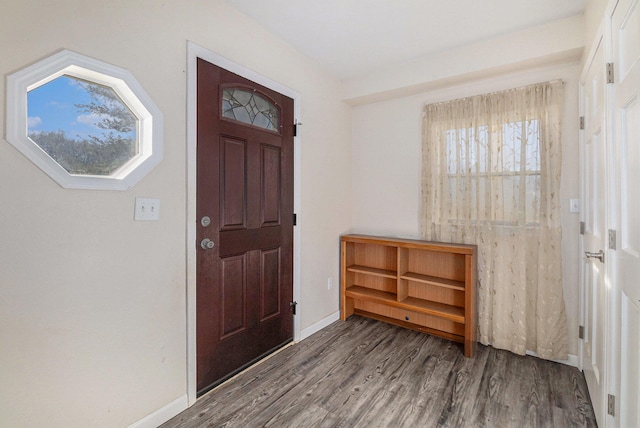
<box><xmin>0</xmin><ymin>1</ymin><xmax>351</xmax><ymax>426</ymax></box>
<box><xmin>0</xmin><ymin>1</ymin><xmax>589</xmax><ymax>425</ymax></box>
<box><xmin>342</xmin><ymin>15</ymin><xmax>584</xmax><ymax>105</ymax></box>
<box><xmin>351</xmin><ymin>61</ymin><xmax>582</xmax><ymax>357</ymax></box>
<box><xmin>585</xmin><ymin>0</ymin><xmax>611</xmax><ymax>49</ymax></box>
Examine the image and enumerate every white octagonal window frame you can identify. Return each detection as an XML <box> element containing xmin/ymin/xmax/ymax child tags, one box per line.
<box><xmin>6</xmin><ymin>49</ymin><xmax>163</xmax><ymax>190</ymax></box>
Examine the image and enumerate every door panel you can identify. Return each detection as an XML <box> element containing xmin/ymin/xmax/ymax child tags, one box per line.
<box><xmin>620</xmin><ymin>294</ymin><xmax>640</xmax><ymax>427</ymax></box>
<box><xmin>196</xmin><ymin>58</ymin><xmax>294</xmax><ymax>395</ymax></box>
<box><xmin>615</xmin><ymin>0</ymin><xmax>640</xmax><ymax>302</ymax></box>
<box><xmin>580</xmin><ymin>37</ymin><xmax>607</xmax><ymax>425</ymax></box>
<box><xmin>221</xmin><ymin>137</ymin><xmax>247</xmax><ymax>230</ymax></box>
<box><xmin>618</xmin><ymin>97</ymin><xmax>640</xmax><ymax>302</ymax></box>
<box><xmin>220</xmin><ymin>254</ymin><xmax>247</xmax><ymax>338</ymax></box>
<box><xmin>260</xmin><ymin>248</ymin><xmax>282</xmax><ymax>320</ymax></box>
<box><xmin>261</xmin><ymin>144</ymin><xmax>282</xmax><ymax>226</ymax></box>
<box><xmin>613</xmin><ymin>0</ymin><xmax>640</xmax><ymax>423</ymax></box>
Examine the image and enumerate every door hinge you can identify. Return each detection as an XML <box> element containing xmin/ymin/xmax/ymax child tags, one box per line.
<box><xmin>293</xmin><ymin>119</ymin><xmax>302</xmax><ymax>137</ymax></box>
<box><xmin>580</xmin><ymin>221</ymin><xmax>585</xmax><ymax>235</ymax></box>
<box><xmin>293</xmin><ymin>213</ymin><xmax>297</xmax><ymax>226</ymax></box>
<box><xmin>608</xmin><ymin>394</ymin><xmax>616</xmax><ymax>416</ymax></box>
<box><xmin>609</xmin><ymin>229</ymin><xmax>617</xmax><ymax>250</ymax></box>
<box><xmin>290</xmin><ymin>301</ymin><xmax>298</xmax><ymax>315</ymax></box>
<box><xmin>579</xmin><ymin>116</ymin><xmax>585</xmax><ymax>130</ymax></box>
<box><xmin>607</xmin><ymin>63</ymin><xmax>615</xmax><ymax>84</ymax></box>
<box><xmin>579</xmin><ymin>325</ymin><xmax>584</xmax><ymax>339</ymax></box>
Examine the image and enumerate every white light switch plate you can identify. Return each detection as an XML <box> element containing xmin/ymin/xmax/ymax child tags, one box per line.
<box><xmin>569</xmin><ymin>198</ymin><xmax>579</xmax><ymax>213</ymax></box>
<box><xmin>135</xmin><ymin>197</ymin><xmax>160</xmax><ymax>221</ymax></box>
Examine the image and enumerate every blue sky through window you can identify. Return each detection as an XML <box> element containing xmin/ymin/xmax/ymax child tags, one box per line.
<box><xmin>27</xmin><ymin>75</ymin><xmax>135</xmax><ymax>141</ymax></box>
<box><xmin>26</xmin><ymin>75</ymin><xmax>138</xmax><ymax>175</ymax></box>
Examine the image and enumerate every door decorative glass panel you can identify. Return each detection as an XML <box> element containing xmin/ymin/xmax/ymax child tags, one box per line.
<box><xmin>222</xmin><ymin>88</ymin><xmax>279</xmax><ymax>131</ymax></box>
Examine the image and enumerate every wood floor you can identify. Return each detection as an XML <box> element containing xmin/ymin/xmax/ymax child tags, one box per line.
<box><xmin>161</xmin><ymin>316</ymin><xmax>596</xmax><ymax>428</ymax></box>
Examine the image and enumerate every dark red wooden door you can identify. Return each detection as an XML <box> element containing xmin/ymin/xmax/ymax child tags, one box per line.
<box><xmin>196</xmin><ymin>58</ymin><xmax>294</xmax><ymax>395</ymax></box>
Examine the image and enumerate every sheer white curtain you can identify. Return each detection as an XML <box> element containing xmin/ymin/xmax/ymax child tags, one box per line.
<box><xmin>421</xmin><ymin>81</ymin><xmax>567</xmax><ymax>359</ymax></box>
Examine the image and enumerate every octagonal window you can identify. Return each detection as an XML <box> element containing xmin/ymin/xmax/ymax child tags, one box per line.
<box><xmin>28</xmin><ymin>75</ymin><xmax>138</xmax><ymax>176</ymax></box>
<box><xmin>6</xmin><ymin>50</ymin><xmax>163</xmax><ymax>190</ymax></box>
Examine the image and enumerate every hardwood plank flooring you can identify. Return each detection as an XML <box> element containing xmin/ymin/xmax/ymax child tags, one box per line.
<box><xmin>161</xmin><ymin>316</ymin><xmax>596</xmax><ymax>428</ymax></box>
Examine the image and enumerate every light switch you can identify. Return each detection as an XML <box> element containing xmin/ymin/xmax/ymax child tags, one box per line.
<box><xmin>569</xmin><ymin>198</ymin><xmax>579</xmax><ymax>213</ymax></box>
<box><xmin>135</xmin><ymin>197</ymin><xmax>160</xmax><ymax>221</ymax></box>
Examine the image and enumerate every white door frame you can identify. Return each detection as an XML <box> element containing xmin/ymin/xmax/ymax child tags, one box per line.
<box><xmin>579</xmin><ymin>1</ymin><xmax>624</xmax><ymax>424</ymax></box>
<box><xmin>608</xmin><ymin>0</ymin><xmax>640</xmax><ymax>423</ymax></box>
<box><xmin>578</xmin><ymin>26</ymin><xmax>604</xmax><ymax>373</ymax></box>
<box><xmin>185</xmin><ymin>41</ymin><xmax>302</xmax><ymax>405</ymax></box>
<box><xmin>578</xmin><ymin>20</ymin><xmax>613</xmax><ymax>426</ymax></box>
<box><xmin>604</xmin><ymin>5</ymin><xmax>618</xmax><ymax>424</ymax></box>
<box><xmin>604</xmin><ymin>25</ymin><xmax>617</xmax><ymax>423</ymax></box>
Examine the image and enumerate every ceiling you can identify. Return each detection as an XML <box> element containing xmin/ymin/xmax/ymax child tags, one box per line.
<box><xmin>225</xmin><ymin>0</ymin><xmax>586</xmax><ymax>80</ymax></box>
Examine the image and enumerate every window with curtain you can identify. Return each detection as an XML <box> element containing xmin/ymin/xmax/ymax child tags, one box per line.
<box><xmin>421</xmin><ymin>80</ymin><xmax>567</xmax><ymax>359</ymax></box>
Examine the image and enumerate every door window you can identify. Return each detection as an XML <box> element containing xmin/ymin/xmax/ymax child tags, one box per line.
<box><xmin>222</xmin><ymin>87</ymin><xmax>279</xmax><ymax>131</ymax></box>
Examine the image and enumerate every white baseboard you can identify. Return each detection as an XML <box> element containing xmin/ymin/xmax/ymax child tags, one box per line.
<box><xmin>127</xmin><ymin>322</ymin><xmax>575</xmax><ymax>428</ymax></box>
<box><xmin>127</xmin><ymin>394</ymin><xmax>188</xmax><ymax>428</ymax></box>
<box><xmin>526</xmin><ymin>350</ymin><xmax>578</xmax><ymax>368</ymax></box>
<box><xmin>300</xmin><ymin>311</ymin><xmax>340</xmax><ymax>341</ymax></box>
<box><xmin>302</xmin><ymin>312</ymin><xmax>578</xmax><ymax>369</ymax></box>
<box><xmin>137</xmin><ymin>312</ymin><xmax>340</xmax><ymax>428</ymax></box>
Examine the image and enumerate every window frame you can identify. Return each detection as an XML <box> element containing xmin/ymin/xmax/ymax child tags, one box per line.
<box><xmin>6</xmin><ymin>49</ymin><xmax>163</xmax><ymax>190</ymax></box>
<box><xmin>444</xmin><ymin>119</ymin><xmax>542</xmax><ymax>227</ymax></box>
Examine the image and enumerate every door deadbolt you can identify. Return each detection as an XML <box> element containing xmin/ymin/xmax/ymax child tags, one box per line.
<box><xmin>200</xmin><ymin>238</ymin><xmax>215</xmax><ymax>250</ymax></box>
<box><xmin>201</xmin><ymin>216</ymin><xmax>211</xmax><ymax>227</ymax></box>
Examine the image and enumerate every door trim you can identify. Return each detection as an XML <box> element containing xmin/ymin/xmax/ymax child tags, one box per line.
<box><xmin>578</xmin><ymin>30</ymin><xmax>610</xmax><ymax>425</ymax></box>
<box><xmin>186</xmin><ymin>41</ymin><xmax>302</xmax><ymax>406</ymax></box>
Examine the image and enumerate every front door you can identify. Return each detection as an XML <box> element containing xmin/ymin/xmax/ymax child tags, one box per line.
<box><xmin>580</xmin><ymin>36</ymin><xmax>608</xmax><ymax>425</ymax></box>
<box><xmin>613</xmin><ymin>0</ymin><xmax>640</xmax><ymax>423</ymax></box>
<box><xmin>196</xmin><ymin>58</ymin><xmax>295</xmax><ymax>395</ymax></box>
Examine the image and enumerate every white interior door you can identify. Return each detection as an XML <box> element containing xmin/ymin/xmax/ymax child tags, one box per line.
<box><xmin>612</xmin><ymin>0</ymin><xmax>640</xmax><ymax>424</ymax></box>
<box><xmin>580</xmin><ymin>36</ymin><xmax>608</xmax><ymax>426</ymax></box>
